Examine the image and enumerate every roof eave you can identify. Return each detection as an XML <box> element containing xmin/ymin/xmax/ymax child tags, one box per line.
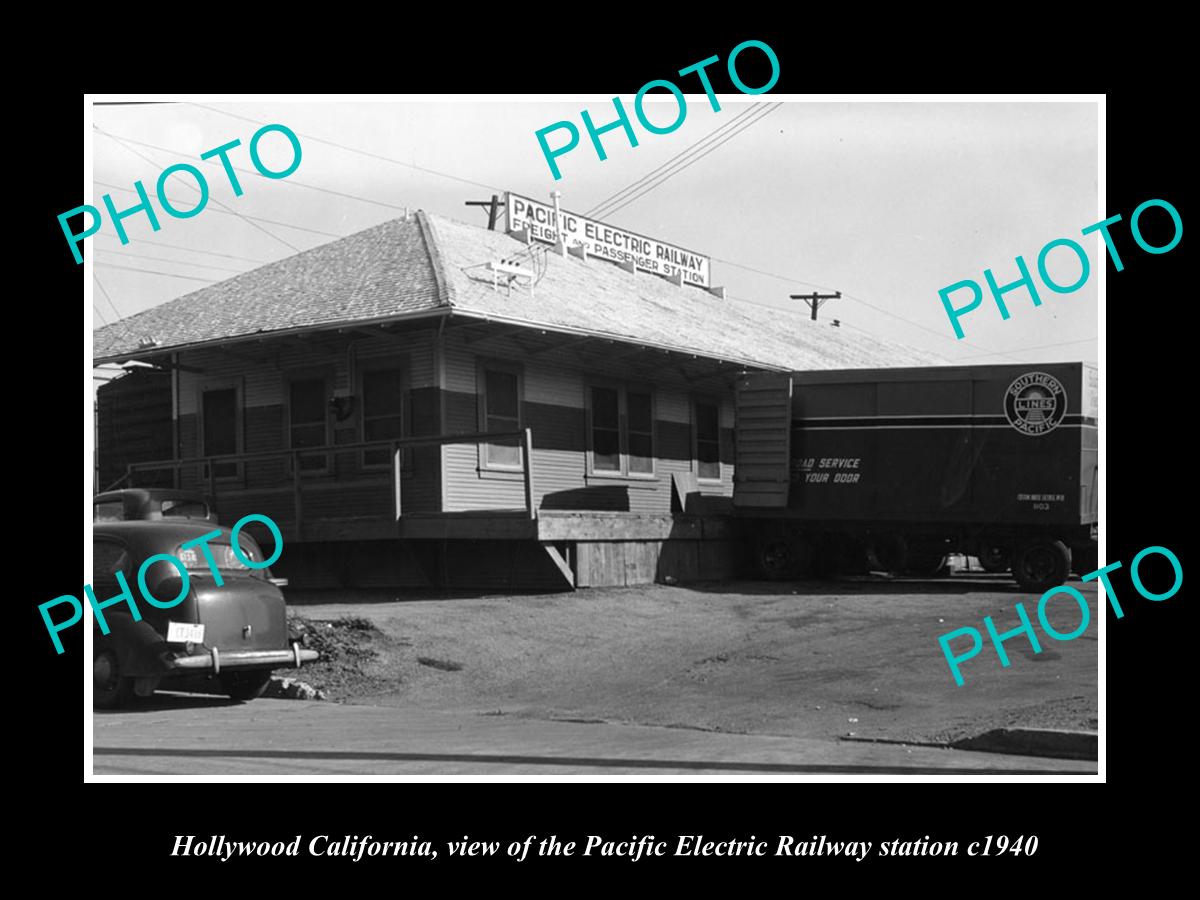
<box><xmin>93</xmin><ymin>307</ymin><xmax>455</xmax><ymax>366</ymax></box>
<box><xmin>446</xmin><ymin>306</ymin><xmax>790</xmax><ymax>372</ymax></box>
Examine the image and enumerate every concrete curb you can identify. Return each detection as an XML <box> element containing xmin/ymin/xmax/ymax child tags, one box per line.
<box><xmin>952</xmin><ymin>728</ymin><xmax>1096</xmax><ymax>761</ymax></box>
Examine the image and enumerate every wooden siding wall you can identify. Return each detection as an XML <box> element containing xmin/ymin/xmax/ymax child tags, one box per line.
<box><xmin>173</xmin><ymin>329</ymin><xmax>440</xmax><ymax>531</ymax></box>
<box><xmin>440</xmin><ymin>330</ymin><xmax>736</xmax><ymax>515</ymax></box>
<box><xmin>161</xmin><ymin>325</ymin><xmax>737</xmax><ymax>530</ymax></box>
<box><xmin>96</xmin><ymin>369</ymin><xmax>173</xmax><ymax>489</ymax></box>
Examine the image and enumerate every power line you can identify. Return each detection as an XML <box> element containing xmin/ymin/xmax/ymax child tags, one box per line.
<box><xmin>957</xmin><ymin>337</ymin><xmax>1096</xmax><ymax>359</ymax></box>
<box><xmin>93</xmin><ymin>304</ymin><xmax>111</xmax><ymax>327</ymax></box>
<box><xmin>96</xmin><ymin>126</ymin><xmax>412</xmax><ymax>214</ymax></box>
<box><xmin>94</xmin><ymin>109</ymin><xmax>1027</xmax><ymax>364</ymax></box>
<box><xmin>96</xmin><ymin>127</ymin><xmax>301</xmax><ymax>253</ymax></box>
<box><xmin>95</xmin><ymin>247</ymin><xmax>249</xmax><ymax>275</ymax></box>
<box><xmin>93</xmin><ymin>180</ymin><xmax>344</xmax><ymax>238</ymax></box>
<box><xmin>718</xmin><ymin>256</ymin><xmax>1021</xmax><ymax>361</ymax></box>
<box><xmin>94</xmin><ymin>233</ymin><xmax>272</xmax><ymax>265</ymax></box>
<box><xmin>93</xmin><ymin>271</ymin><xmax>126</xmax><ymax>322</ymax></box>
<box><xmin>714</xmin><ymin>256</ymin><xmax>835</xmax><ymax>292</ymax></box>
<box><xmin>187</xmin><ymin>101</ymin><xmax>504</xmax><ymax>193</ymax></box>
<box><xmin>586</xmin><ymin>106</ymin><xmax>762</xmax><ymax>217</ymax></box>
<box><xmin>93</xmin><ymin>273</ymin><xmax>143</xmax><ymax>347</ymax></box>
<box><xmin>96</xmin><ymin>261</ymin><xmax>219</xmax><ymax>283</ymax></box>
<box><xmin>602</xmin><ymin>104</ymin><xmax>782</xmax><ymax>219</ymax></box>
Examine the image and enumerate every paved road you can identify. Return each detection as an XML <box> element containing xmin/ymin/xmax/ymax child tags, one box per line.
<box><xmin>93</xmin><ymin>696</ymin><xmax>1097</xmax><ymax>776</ymax></box>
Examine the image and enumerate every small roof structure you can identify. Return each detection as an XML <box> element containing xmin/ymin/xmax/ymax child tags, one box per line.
<box><xmin>94</xmin><ymin>210</ymin><xmax>941</xmax><ymax>370</ymax></box>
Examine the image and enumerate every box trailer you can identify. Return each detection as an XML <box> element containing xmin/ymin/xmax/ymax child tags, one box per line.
<box><xmin>734</xmin><ymin>362</ymin><xmax>1098</xmax><ymax>592</ymax></box>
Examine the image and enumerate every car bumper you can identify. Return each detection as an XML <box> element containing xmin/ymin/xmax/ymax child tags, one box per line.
<box><xmin>168</xmin><ymin>642</ymin><xmax>318</xmax><ymax>675</ymax></box>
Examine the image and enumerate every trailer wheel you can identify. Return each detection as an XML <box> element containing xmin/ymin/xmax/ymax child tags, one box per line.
<box><xmin>980</xmin><ymin>546</ymin><xmax>1012</xmax><ymax>573</ymax></box>
<box><xmin>756</xmin><ymin>539</ymin><xmax>795</xmax><ymax>580</ymax></box>
<box><xmin>1013</xmin><ymin>540</ymin><xmax>1072</xmax><ymax>593</ymax></box>
<box><xmin>790</xmin><ymin>535</ymin><xmax>816</xmax><ymax>577</ymax></box>
<box><xmin>871</xmin><ymin>535</ymin><xmax>908</xmax><ymax>573</ymax></box>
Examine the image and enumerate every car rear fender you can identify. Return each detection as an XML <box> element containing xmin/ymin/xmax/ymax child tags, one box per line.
<box><xmin>193</xmin><ymin>576</ymin><xmax>288</xmax><ymax>652</ymax></box>
<box><xmin>95</xmin><ymin>613</ymin><xmax>171</xmax><ymax>678</ymax></box>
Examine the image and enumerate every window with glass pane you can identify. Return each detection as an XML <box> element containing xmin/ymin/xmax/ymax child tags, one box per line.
<box><xmin>590</xmin><ymin>386</ymin><xmax>621</xmax><ymax>471</ymax></box>
<box><xmin>362</xmin><ymin>368</ymin><xmax>404</xmax><ymax>467</ymax></box>
<box><xmin>290</xmin><ymin>378</ymin><xmax>328</xmax><ymax>471</ymax></box>
<box><xmin>93</xmin><ymin>501</ymin><xmax>125</xmax><ymax>522</ymax></box>
<box><xmin>202</xmin><ymin>388</ymin><xmax>238</xmax><ymax>478</ymax></box>
<box><xmin>695</xmin><ymin>400</ymin><xmax>721</xmax><ymax>480</ymax></box>
<box><xmin>93</xmin><ymin>540</ymin><xmax>128</xmax><ymax>577</ymax></box>
<box><xmin>484</xmin><ymin>368</ymin><xmax>521</xmax><ymax>467</ymax></box>
<box><xmin>626</xmin><ymin>390</ymin><xmax>654</xmax><ymax>474</ymax></box>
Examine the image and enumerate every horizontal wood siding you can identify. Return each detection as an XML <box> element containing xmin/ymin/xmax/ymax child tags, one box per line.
<box><xmin>171</xmin><ymin>328</ymin><xmax>440</xmax><ymax>527</ymax></box>
<box><xmin>440</xmin><ymin>331</ymin><xmax>736</xmax><ymax>515</ymax></box>
<box><xmin>96</xmin><ymin>370</ymin><xmax>173</xmax><ymax>489</ymax></box>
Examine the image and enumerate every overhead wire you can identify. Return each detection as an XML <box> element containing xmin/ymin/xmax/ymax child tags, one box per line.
<box><xmin>97</xmin><ymin>261</ymin><xmax>219</xmax><ymax>283</ymax></box>
<box><xmin>95</xmin><ymin>248</ymin><xmax>249</xmax><ymax>275</ymax></box>
<box><xmin>956</xmin><ymin>337</ymin><xmax>1097</xmax><ymax>359</ymax></box>
<box><xmin>93</xmin><ymin>180</ymin><xmax>343</xmax><ymax>238</ymax></box>
<box><xmin>93</xmin><ymin>233</ymin><xmax>272</xmax><ymax>265</ymax></box>
<box><xmin>186</xmin><ymin>101</ymin><xmax>504</xmax><ymax>193</ymax></box>
<box><xmin>600</xmin><ymin>103</ymin><xmax>782</xmax><ymax>219</ymax></box>
<box><xmin>96</xmin><ymin>127</ymin><xmax>412</xmax><ymax>213</ymax></box>
<box><xmin>92</xmin><ymin>108</ymin><xmax>1063</xmax><ymax>364</ymax></box>
<box><xmin>93</xmin><ymin>273</ymin><xmax>143</xmax><ymax>346</ymax></box>
<box><xmin>95</xmin><ymin>127</ymin><xmax>302</xmax><ymax>252</ymax></box>
<box><xmin>585</xmin><ymin>105</ymin><xmax>763</xmax><ymax>217</ymax></box>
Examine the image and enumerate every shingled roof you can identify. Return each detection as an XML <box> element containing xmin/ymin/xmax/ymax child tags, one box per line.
<box><xmin>93</xmin><ymin>210</ymin><xmax>941</xmax><ymax>369</ymax></box>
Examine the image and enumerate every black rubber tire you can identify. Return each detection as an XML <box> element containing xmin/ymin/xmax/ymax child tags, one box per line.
<box><xmin>94</xmin><ymin>645</ymin><xmax>135</xmax><ymax>710</ymax></box>
<box><xmin>221</xmin><ymin>671</ymin><xmax>273</xmax><ymax>702</ymax></box>
<box><xmin>1013</xmin><ymin>540</ymin><xmax>1072</xmax><ymax>593</ymax></box>
<box><xmin>756</xmin><ymin>539</ymin><xmax>795</xmax><ymax>580</ymax></box>
<box><xmin>871</xmin><ymin>535</ymin><xmax>908</xmax><ymax>573</ymax></box>
<box><xmin>790</xmin><ymin>535</ymin><xmax>817</xmax><ymax>577</ymax></box>
<box><xmin>979</xmin><ymin>546</ymin><xmax>1012</xmax><ymax>573</ymax></box>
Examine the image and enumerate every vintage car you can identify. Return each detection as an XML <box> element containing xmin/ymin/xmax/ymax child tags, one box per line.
<box><xmin>93</xmin><ymin>488</ymin><xmax>218</xmax><ymax>523</ymax></box>
<box><xmin>92</xmin><ymin>520</ymin><xmax>317</xmax><ymax>708</ymax></box>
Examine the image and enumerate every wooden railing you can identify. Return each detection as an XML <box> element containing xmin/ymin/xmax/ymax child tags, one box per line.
<box><xmin>111</xmin><ymin>428</ymin><xmax>536</xmax><ymax>527</ymax></box>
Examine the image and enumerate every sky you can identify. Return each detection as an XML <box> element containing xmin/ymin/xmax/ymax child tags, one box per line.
<box><xmin>89</xmin><ymin>99</ymin><xmax>1098</xmax><ymax>369</ymax></box>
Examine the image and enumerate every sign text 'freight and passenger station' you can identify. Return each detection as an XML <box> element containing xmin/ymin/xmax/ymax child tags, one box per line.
<box><xmin>508</xmin><ymin>193</ymin><xmax>712</xmax><ymax>288</ymax></box>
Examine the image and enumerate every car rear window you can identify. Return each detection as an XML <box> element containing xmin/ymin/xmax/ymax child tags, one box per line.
<box><xmin>177</xmin><ymin>536</ymin><xmax>267</xmax><ymax>578</ymax></box>
<box><xmin>94</xmin><ymin>501</ymin><xmax>125</xmax><ymax>522</ymax></box>
<box><xmin>161</xmin><ymin>499</ymin><xmax>209</xmax><ymax>519</ymax></box>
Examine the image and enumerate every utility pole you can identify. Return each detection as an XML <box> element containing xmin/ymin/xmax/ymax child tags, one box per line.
<box><xmin>464</xmin><ymin>194</ymin><xmax>501</xmax><ymax>230</ymax></box>
<box><xmin>790</xmin><ymin>290</ymin><xmax>841</xmax><ymax>321</ymax></box>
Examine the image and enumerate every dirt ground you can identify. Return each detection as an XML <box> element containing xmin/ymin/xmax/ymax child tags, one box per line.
<box><xmin>277</xmin><ymin>574</ymin><xmax>1098</xmax><ymax>746</ymax></box>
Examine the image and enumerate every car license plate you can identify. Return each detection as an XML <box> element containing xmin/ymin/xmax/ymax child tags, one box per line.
<box><xmin>167</xmin><ymin>621</ymin><xmax>205</xmax><ymax>644</ymax></box>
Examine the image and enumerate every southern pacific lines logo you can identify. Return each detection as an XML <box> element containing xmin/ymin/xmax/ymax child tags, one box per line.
<box><xmin>1004</xmin><ymin>372</ymin><xmax>1067</xmax><ymax>436</ymax></box>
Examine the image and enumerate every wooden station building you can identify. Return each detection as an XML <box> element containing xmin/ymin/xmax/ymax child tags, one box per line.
<box><xmin>94</xmin><ymin>197</ymin><xmax>931</xmax><ymax>590</ymax></box>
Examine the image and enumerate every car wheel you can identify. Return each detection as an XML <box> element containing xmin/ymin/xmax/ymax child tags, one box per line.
<box><xmin>1013</xmin><ymin>540</ymin><xmax>1072</xmax><ymax>593</ymax></box>
<box><xmin>221</xmin><ymin>671</ymin><xmax>273</xmax><ymax>702</ymax></box>
<box><xmin>94</xmin><ymin>646</ymin><xmax>134</xmax><ymax>710</ymax></box>
<box><xmin>979</xmin><ymin>545</ymin><xmax>1012</xmax><ymax>573</ymax></box>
